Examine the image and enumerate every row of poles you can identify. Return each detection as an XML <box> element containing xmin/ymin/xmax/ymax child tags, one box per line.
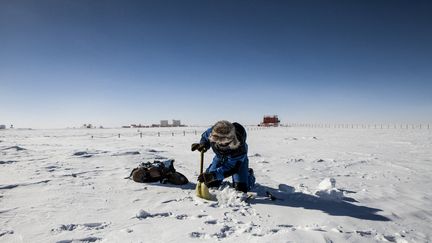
<box><xmin>90</xmin><ymin>124</ymin><xmax>431</xmax><ymax>139</ymax></box>
<box><xmin>287</xmin><ymin>123</ymin><xmax>431</xmax><ymax>129</ymax></box>
<box><xmin>93</xmin><ymin>131</ymin><xmax>197</xmax><ymax>139</ymax></box>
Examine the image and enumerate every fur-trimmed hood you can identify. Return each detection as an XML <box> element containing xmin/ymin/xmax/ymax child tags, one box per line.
<box><xmin>209</xmin><ymin>120</ymin><xmax>240</xmax><ymax>150</ymax></box>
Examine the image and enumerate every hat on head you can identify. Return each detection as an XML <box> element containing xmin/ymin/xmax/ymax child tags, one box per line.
<box><xmin>209</xmin><ymin>120</ymin><xmax>240</xmax><ymax>149</ymax></box>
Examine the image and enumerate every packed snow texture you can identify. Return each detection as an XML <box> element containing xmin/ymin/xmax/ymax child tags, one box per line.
<box><xmin>1</xmin><ymin>126</ymin><xmax>431</xmax><ymax>242</ymax></box>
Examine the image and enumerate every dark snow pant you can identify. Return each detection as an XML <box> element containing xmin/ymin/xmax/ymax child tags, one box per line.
<box><xmin>205</xmin><ymin>153</ymin><xmax>255</xmax><ymax>193</ymax></box>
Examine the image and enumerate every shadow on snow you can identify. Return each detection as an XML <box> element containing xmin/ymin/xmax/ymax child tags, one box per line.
<box><xmin>250</xmin><ymin>183</ymin><xmax>390</xmax><ymax>222</ymax></box>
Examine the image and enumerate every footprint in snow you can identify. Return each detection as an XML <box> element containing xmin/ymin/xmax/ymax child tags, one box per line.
<box><xmin>288</xmin><ymin>158</ymin><xmax>304</xmax><ymax>163</ymax></box>
<box><xmin>269</xmin><ymin>229</ymin><xmax>280</xmax><ymax>233</ymax></box>
<box><xmin>355</xmin><ymin>230</ymin><xmax>374</xmax><ymax>237</ymax></box>
<box><xmin>112</xmin><ymin>151</ymin><xmax>140</xmax><ymax>156</ymax></box>
<box><xmin>72</xmin><ymin>150</ymin><xmax>108</xmax><ymax>158</ymax></box>
<box><xmin>147</xmin><ymin>149</ymin><xmax>164</xmax><ymax>153</ymax></box>
<box><xmin>190</xmin><ymin>232</ymin><xmax>206</xmax><ymax>238</ymax></box>
<box><xmin>250</xmin><ymin>153</ymin><xmax>262</xmax><ymax>157</ymax></box>
<box><xmin>204</xmin><ymin>219</ymin><xmax>218</xmax><ymax>225</ymax></box>
<box><xmin>0</xmin><ymin>230</ymin><xmax>14</xmax><ymax>237</ymax></box>
<box><xmin>0</xmin><ymin>180</ymin><xmax>50</xmax><ymax>190</ymax></box>
<box><xmin>135</xmin><ymin>210</ymin><xmax>172</xmax><ymax>219</ymax></box>
<box><xmin>277</xmin><ymin>224</ymin><xmax>294</xmax><ymax>228</ymax></box>
<box><xmin>0</xmin><ymin>160</ymin><xmax>17</xmax><ymax>165</ymax></box>
<box><xmin>2</xmin><ymin>146</ymin><xmax>26</xmax><ymax>151</ymax></box>
<box><xmin>55</xmin><ymin>236</ymin><xmax>101</xmax><ymax>243</ymax></box>
<box><xmin>45</xmin><ymin>165</ymin><xmax>60</xmax><ymax>172</ymax></box>
<box><xmin>51</xmin><ymin>222</ymin><xmax>110</xmax><ymax>233</ymax></box>
<box><xmin>154</xmin><ymin>155</ymin><xmax>168</xmax><ymax>160</ymax></box>
<box><xmin>212</xmin><ymin>225</ymin><xmax>235</xmax><ymax>239</ymax></box>
<box><xmin>72</xmin><ymin>151</ymin><xmax>94</xmax><ymax>158</ymax></box>
<box><xmin>193</xmin><ymin>214</ymin><xmax>208</xmax><ymax>219</ymax></box>
<box><xmin>175</xmin><ymin>214</ymin><xmax>188</xmax><ymax>220</ymax></box>
<box><xmin>382</xmin><ymin>235</ymin><xmax>399</xmax><ymax>242</ymax></box>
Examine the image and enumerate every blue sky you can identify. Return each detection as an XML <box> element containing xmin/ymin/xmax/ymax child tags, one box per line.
<box><xmin>1</xmin><ymin>0</ymin><xmax>431</xmax><ymax>128</ymax></box>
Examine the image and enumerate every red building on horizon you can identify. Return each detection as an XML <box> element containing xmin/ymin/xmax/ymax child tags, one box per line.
<box><xmin>259</xmin><ymin>115</ymin><xmax>280</xmax><ymax>127</ymax></box>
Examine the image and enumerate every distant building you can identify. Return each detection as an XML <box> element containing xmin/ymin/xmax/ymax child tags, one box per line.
<box><xmin>259</xmin><ymin>115</ymin><xmax>280</xmax><ymax>127</ymax></box>
<box><xmin>126</xmin><ymin>120</ymin><xmax>185</xmax><ymax>128</ymax></box>
<box><xmin>0</xmin><ymin>125</ymin><xmax>6</xmax><ymax>129</ymax></box>
<box><xmin>160</xmin><ymin>120</ymin><xmax>169</xmax><ymax>127</ymax></box>
<box><xmin>131</xmin><ymin>124</ymin><xmax>146</xmax><ymax>128</ymax></box>
<box><xmin>172</xmin><ymin>120</ymin><xmax>181</xmax><ymax>127</ymax></box>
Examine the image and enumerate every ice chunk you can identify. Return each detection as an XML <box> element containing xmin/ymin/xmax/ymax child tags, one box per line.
<box><xmin>317</xmin><ymin>178</ymin><xmax>336</xmax><ymax>190</ymax></box>
<box><xmin>315</xmin><ymin>178</ymin><xmax>343</xmax><ymax>201</ymax></box>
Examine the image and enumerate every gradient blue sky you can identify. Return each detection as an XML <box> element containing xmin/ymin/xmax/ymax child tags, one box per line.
<box><xmin>1</xmin><ymin>0</ymin><xmax>431</xmax><ymax>128</ymax></box>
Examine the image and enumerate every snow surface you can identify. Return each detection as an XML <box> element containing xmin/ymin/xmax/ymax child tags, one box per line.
<box><xmin>1</xmin><ymin>126</ymin><xmax>431</xmax><ymax>242</ymax></box>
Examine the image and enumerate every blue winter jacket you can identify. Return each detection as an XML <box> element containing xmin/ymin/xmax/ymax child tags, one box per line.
<box><xmin>200</xmin><ymin>123</ymin><xmax>248</xmax><ymax>180</ymax></box>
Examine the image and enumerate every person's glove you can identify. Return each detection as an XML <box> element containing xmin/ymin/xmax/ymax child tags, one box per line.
<box><xmin>191</xmin><ymin>143</ymin><xmax>207</xmax><ymax>152</ymax></box>
<box><xmin>197</xmin><ymin>172</ymin><xmax>217</xmax><ymax>186</ymax></box>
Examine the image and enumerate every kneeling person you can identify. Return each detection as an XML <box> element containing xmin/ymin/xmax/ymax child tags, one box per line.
<box><xmin>191</xmin><ymin>120</ymin><xmax>255</xmax><ymax>193</ymax></box>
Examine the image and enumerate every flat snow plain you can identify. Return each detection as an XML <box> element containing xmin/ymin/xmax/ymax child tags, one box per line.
<box><xmin>1</xmin><ymin>126</ymin><xmax>431</xmax><ymax>243</ymax></box>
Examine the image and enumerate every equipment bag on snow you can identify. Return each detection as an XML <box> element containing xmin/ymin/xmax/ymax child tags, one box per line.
<box><xmin>128</xmin><ymin>159</ymin><xmax>189</xmax><ymax>185</ymax></box>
